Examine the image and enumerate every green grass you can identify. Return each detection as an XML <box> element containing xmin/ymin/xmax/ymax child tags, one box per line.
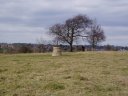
<box><xmin>0</xmin><ymin>52</ymin><xmax>128</xmax><ymax>96</ymax></box>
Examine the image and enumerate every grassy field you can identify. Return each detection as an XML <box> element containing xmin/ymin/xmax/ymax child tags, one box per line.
<box><xmin>0</xmin><ymin>52</ymin><xmax>128</xmax><ymax>96</ymax></box>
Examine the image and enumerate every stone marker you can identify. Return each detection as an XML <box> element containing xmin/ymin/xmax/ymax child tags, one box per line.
<box><xmin>52</xmin><ymin>46</ymin><xmax>62</xmax><ymax>56</ymax></box>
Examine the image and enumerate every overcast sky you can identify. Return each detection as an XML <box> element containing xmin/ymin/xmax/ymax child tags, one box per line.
<box><xmin>0</xmin><ymin>0</ymin><xmax>128</xmax><ymax>46</ymax></box>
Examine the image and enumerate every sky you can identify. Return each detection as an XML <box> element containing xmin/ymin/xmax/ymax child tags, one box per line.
<box><xmin>0</xmin><ymin>0</ymin><xmax>128</xmax><ymax>46</ymax></box>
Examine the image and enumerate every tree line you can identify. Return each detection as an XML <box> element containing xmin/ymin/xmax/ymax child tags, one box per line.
<box><xmin>0</xmin><ymin>43</ymin><xmax>127</xmax><ymax>54</ymax></box>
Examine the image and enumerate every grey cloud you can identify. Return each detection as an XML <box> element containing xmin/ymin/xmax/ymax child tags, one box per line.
<box><xmin>0</xmin><ymin>23</ymin><xmax>49</xmax><ymax>43</ymax></box>
<box><xmin>0</xmin><ymin>0</ymin><xmax>128</xmax><ymax>45</ymax></box>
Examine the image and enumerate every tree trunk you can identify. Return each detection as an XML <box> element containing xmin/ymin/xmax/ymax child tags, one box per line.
<box><xmin>69</xmin><ymin>29</ymin><xmax>74</xmax><ymax>52</ymax></box>
<box><xmin>92</xmin><ymin>36</ymin><xmax>95</xmax><ymax>51</ymax></box>
<box><xmin>70</xmin><ymin>43</ymin><xmax>73</xmax><ymax>52</ymax></box>
<box><xmin>92</xmin><ymin>43</ymin><xmax>96</xmax><ymax>51</ymax></box>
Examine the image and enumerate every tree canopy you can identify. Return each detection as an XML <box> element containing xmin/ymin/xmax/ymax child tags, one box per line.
<box><xmin>49</xmin><ymin>14</ymin><xmax>105</xmax><ymax>52</ymax></box>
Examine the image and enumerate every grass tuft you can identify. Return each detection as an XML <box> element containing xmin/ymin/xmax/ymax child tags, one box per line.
<box><xmin>44</xmin><ymin>82</ymin><xmax>65</xmax><ymax>91</ymax></box>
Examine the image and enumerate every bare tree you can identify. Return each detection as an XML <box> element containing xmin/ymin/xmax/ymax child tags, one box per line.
<box><xmin>86</xmin><ymin>24</ymin><xmax>105</xmax><ymax>50</ymax></box>
<box><xmin>49</xmin><ymin>15</ymin><xmax>92</xmax><ymax>52</ymax></box>
<box><xmin>36</xmin><ymin>37</ymin><xmax>52</xmax><ymax>52</ymax></box>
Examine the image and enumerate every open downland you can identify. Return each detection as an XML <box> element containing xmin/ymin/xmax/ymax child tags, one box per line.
<box><xmin>0</xmin><ymin>52</ymin><xmax>128</xmax><ymax>96</ymax></box>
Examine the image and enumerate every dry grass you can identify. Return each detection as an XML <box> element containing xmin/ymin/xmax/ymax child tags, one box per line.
<box><xmin>0</xmin><ymin>51</ymin><xmax>128</xmax><ymax>96</ymax></box>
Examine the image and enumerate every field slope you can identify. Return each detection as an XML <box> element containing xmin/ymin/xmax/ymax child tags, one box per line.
<box><xmin>0</xmin><ymin>52</ymin><xmax>128</xmax><ymax>96</ymax></box>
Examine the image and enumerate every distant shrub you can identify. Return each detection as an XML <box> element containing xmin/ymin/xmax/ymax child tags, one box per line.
<box><xmin>18</xmin><ymin>46</ymin><xmax>32</xmax><ymax>53</ymax></box>
<box><xmin>0</xmin><ymin>48</ymin><xmax>2</xmax><ymax>53</ymax></box>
